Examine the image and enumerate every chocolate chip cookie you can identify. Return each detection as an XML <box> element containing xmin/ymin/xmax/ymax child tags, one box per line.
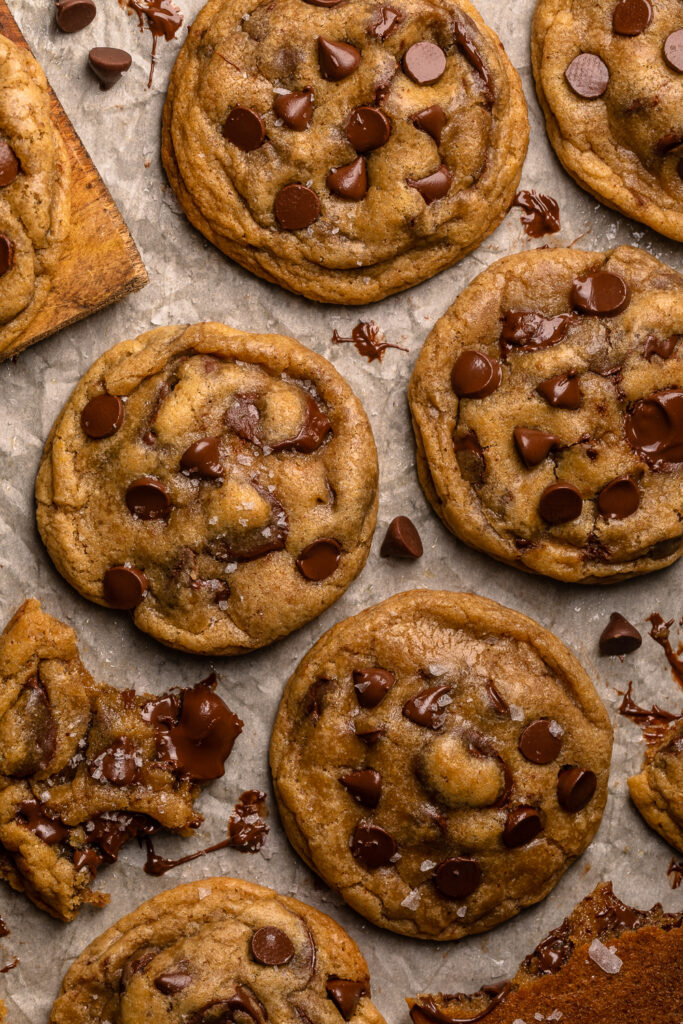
<box><xmin>50</xmin><ymin>876</ymin><xmax>387</xmax><ymax>1024</ymax></box>
<box><xmin>0</xmin><ymin>599</ymin><xmax>242</xmax><ymax>921</ymax></box>
<box><xmin>628</xmin><ymin>717</ymin><xmax>683</xmax><ymax>853</ymax></box>
<box><xmin>532</xmin><ymin>0</ymin><xmax>683</xmax><ymax>241</ymax></box>
<box><xmin>409</xmin><ymin>882</ymin><xmax>683</xmax><ymax>1023</ymax></box>
<box><xmin>0</xmin><ymin>33</ymin><xmax>71</xmax><ymax>362</ymax></box>
<box><xmin>409</xmin><ymin>246</ymin><xmax>683</xmax><ymax>583</ymax></box>
<box><xmin>270</xmin><ymin>590</ymin><xmax>612</xmax><ymax>940</ymax></box>
<box><xmin>161</xmin><ymin>0</ymin><xmax>528</xmax><ymax>304</ymax></box>
<box><xmin>36</xmin><ymin>323</ymin><xmax>378</xmax><ymax>655</ymax></box>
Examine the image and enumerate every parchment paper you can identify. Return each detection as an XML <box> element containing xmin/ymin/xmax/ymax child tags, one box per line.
<box><xmin>0</xmin><ymin>0</ymin><xmax>681</xmax><ymax>1019</ymax></box>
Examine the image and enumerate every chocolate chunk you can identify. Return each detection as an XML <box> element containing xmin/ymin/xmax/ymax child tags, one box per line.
<box><xmin>103</xmin><ymin>566</ymin><xmax>148</xmax><ymax>609</ymax></box>
<box><xmin>536</xmin><ymin>373</ymin><xmax>582</xmax><ymax>409</ymax></box>
<box><xmin>486</xmin><ymin>681</ymin><xmax>510</xmax><ymax>716</ymax></box>
<box><xmin>153</xmin><ymin>679</ymin><xmax>242</xmax><ymax>781</ymax></box>
<box><xmin>664</xmin><ymin>29</ymin><xmax>683</xmax><ymax>73</ymax></box>
<box><xmin>88</xmin><ymin>47</ymin><xmax>132</xmax><ymax>89</ymax></box>
<box><xmin>454</xmin><ymin>431</ymin><xmax>485</xmax><ymax>485</ymax></box>
<box><xmin>125</xmin><ymin>477</ymin><xmax>171</xmax><ymax>520</ymax></box>
<box><xmin>380</xmin><ymin>516</ymin><xmax>423</xmax><ymax>559</ymax></box>
<box><xmin>644</xmin><ymin>335</ymin><xmax>679</xmax><ymax>361</ymax></box>
<box><xmin>88</xmin><ymin>736</ymin><xmax>141</xmax><ymax>786</ymax></box>
<box><xmin>327</xmin><ymin>156</ymin><xmax>368</xmax><ymax>200</ymax></box>
<box><xmin>612</xmin><ymin>0</ymin><xmax>652</xmax><ymax>35</ymax></box>
<box><xmin>180</xmin><ymin>437</ymin><xmax>223</xmax><ymax>478</ymax></box>
<box><xmin>296</xmin><ymin>538</ymin><xmax>341</xmax><ymax>580</ymax></box>
<box><xmin>434</xmin><ymin>857</ymin><xmax>481</xmax><ymax>899</ymax></box>
<box><xmin>340</xmin><ymin>769</ymin><xmax>382</xmax><ymax>808</ymax></box>
<box><xmin>274</xmin><ymin>89</ymin><xmax>314</xmax><ymax>130</ymax></box>
<box><xmin>250</xmin><ymin>926</ymin><xmax>295</xmax><ymax>966</ymax></box>
<box><xmin>7</xmin><ymin>678</ymin><xmax>56</xmax><ymax>777</ymax></box>
<box><xmin>599</xmin><ymin>612</ymin><xmax>642</xmax><ymax>656</ymax></box>
<box><xmin>55</xmin><ymin>0</ymin><xmax>96</xmax><ymax>32</ymax></box>
<box><xmin>326</xmin><ymin>978</ymin><xmax>367</xmax><ymax>1020</ymax></box>
<box><xmin>412</xmin><ymin>105</ymin><xmax>447</xmax><ymax>144</ymax></box>
<box><xmin>371</xmin><ymin>6</ymin><xmax>400</xmax><ymax>39</ymax></box>
<box><xmin>532</xmin><ymin>924</ymin><xmax>574</xmax><ymax>974</ymax></box>
<box><xmin>624</xmin><ymin>389</ymin><xmax>683</xmax><ymax>470</ymax></box>
<box><xmin>403</xmin><ymin>41</ymin><xmax>447</xmax><ymax>85</ymax></box>
<box><xmin>407</xmin><ymin>164</ymin><xmax>452</xmax><ymax>204</ymax></box>
<box><xmin>154</xmin><ymin>965</ymin><xmax>193</xmax><ymax>994</ymax></box>
<box><xmin>346</xmin><ymin>106</ymin><xmax>391</xmax><ymax>152</ymax></box>
<box><xmin>451</xmin><ymin>349</ymin><xmax>502</xmax><ymax>399</ymax></box>
<box><xmin>538</xmin><ymin>482</ymin><xmax>583</xmax><ymax>524</ymax></box>
<box><xmin>597</xmin><ymin>476</ymin><xmax>640</xmax><ymax>519</ymax></box>
<box><xmin>513</xmin><ymin>190</ymin><xmax>561</xmax><ymax>237</ymax></box>
<box><xmin>518</xmin><ymin>719</ymin><xmax>563</xmax><ymax>763</ymax></box>
<box><xmin>503</xmin><ymin>807</ymin><xmax>542</xmax><ymax>848</ymax></box>
<box><xmin>0</xmin><ymin>141</ymin><xmax>19</xmax><ymax>186</ymax></box>
<box><xmin>274</xmin><ymin>183</ymin><xmax>321</xmax><ymax>230</ymax></box>
<box><xmin>354</xmin><ymin>725</ymin><xmax>385</xmax><ymax>745</ymax></box>
<box><xmin>571</xmin><ymin>270</ymin><xmax>630</xmax><ymax>316</ymax></box>
<box><xmin>350</xmin><ymin>820</ymin><xmax>396</xmax><ymax>868</ymax></box>
<box><xmin>402</xmin><ymin>685</ymin><xmax>451</xmax><ymax>729</ymax></box>
<box><xmin>223</xmin><ymin>106</ymin><xmax>266</xmax><ymax>151</ymax></box>
<box><xmin>453</xmin><ymin>16</ymin><xmax>493</xmax><ymax>102</ymax></box>
<box><xmin>0</xmin><ymin>234</ymin><xmax>14</xmax><ymax>276</ymax></box>
<box><xmin>81</xmin><ymin>393</ymin><xmax>125</xmax><ymax>438</ymax></box>
<box><xmin>557</xmin><ymin>766</ymin><xmax>596</xmax><ymax>811</ymax></box>
<box><xmin>513</xmin><ymin>427</ymin><xmax>559</xmax><ymax>468</ymax></box>
<box><xmin>353</xmin><ymin>668</ymin><xmax>395</xmax><ymax>708</ymax></box>
<box><xmin>17</xmin><ymin>799</ymin><xmax>69</xmax><ymax>844</ymax></box>
<box><xmin>318</xmin><ymin>37</ymin><xmax>361</xmax><ymax>81</ymax></box>
<box><xmin>501</xmin><ymin>310</ymin><xmax>575</xmax><ymax>353</ymax></box>
<box><xmin>565</xmin><ymin>53</ymin><xmax>610</xmax><ymax>98</ymax></box>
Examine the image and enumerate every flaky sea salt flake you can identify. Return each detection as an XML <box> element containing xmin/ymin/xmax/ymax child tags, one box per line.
<box><xmin>588</xmin><ymin>938</ymin><xmax>623</xmax><ymax>974</ymax></box>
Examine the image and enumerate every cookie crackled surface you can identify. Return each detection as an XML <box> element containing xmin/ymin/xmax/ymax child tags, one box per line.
<box><xmin>270</xmin><ymin>590</ymin><xmax>612</xmax><ymax>940</ymax></box>
<box><xmin>161</xmin><ymin>0</ymin><xmax>528</xmax><ymax>303</ymax></box>
<box><xmin>36</xmin><ymin>323</ymin><xmax>378</xmax><ymax>655</ymax></box>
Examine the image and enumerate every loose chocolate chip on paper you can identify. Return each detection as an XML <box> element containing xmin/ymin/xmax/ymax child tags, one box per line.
<box><xmin>81</xmin><ymin>393</ymin><xmax>125</xmax><ymax>438</ymax></box>
<box><xmin>663</xmin><ymin>30</ymin><xmax>683</xmax><ymax>73</ymax></box>
<box><xmin>103</xmin><ymin>566</ymin><xmax>148</xmax><ymax>609</ymax></box>
<box><xmin>597</xmin><ymin>476</ymin><xmax>640</xmax><ymax>519</ymax></box>
<box><xmin>538</xmin><ymin>482</ymin><xmax>583</xmax><ymax>524</ymax></box>
<box><xmin>434</xmin><ymin>856</ymin><xmax>482</xmax><ymax>899</ymax></box>
<box><xmin>571</xmin><ymin>270</ymin><xmax>630</xmax><ymax>316</ymax></box>
<box><xmin>274</xmin><ymin>183</ymin><xmax>321</xmax><ymax>230</ymax></box>
<box><xmin>274</xmin><ymin>89</ymin><xmax>314</xmax><ymax>130</ymax></box>
<box><xmin>536</xmin><ymin>374</ymin><xmax>582</xmax><ymax>409</ymax></box>
<box><xmin>407</xmin><ymin>163</ymin><xmax>452</xmax><ymax>204</ymax></box>
<box><xmin>565</xmin><ymin>53</ymin><xmax>610</xmax><ymax>98</ymax></box>
<box><xmin>353</xmin><ymin>668</ymin><xmax>395</xmax><ymax>708</ymax></box>
<box><xmin>88</xmin><ymin>47</ymin><xmax>132</xmax><ymax>89</ymax></box>
<box><xmin>350</xmin><ymin>820</ymin><xmax>397</xmax><ymax>868</ymax></box>
<box><xmin>380</xmin><ymin>516</ymin><xmax>423</xmax><ymax>559</ymax></box>
<box><xmin>513</xmin><ymin>427</ymin><xmax>559</xmax><ymax>468</ymax></box>
<box><xmin>451</xmin><ymin>350</ymin><xmax>502</xmax><ymax>398</ymax></box>
<box><xmin>296</xmin><ymin>538</ymin><xmax>342</xmax><ymax>580</ymax></box>
<box><xmin>340</xmin><ymin>768</ymin><xmax>382</xmax><ymax>808</ymax></box>
<box><xmin>503</xmin><ymin>807</ymin><xmax>542</xmax><ymax>848</ymax></box>
<box><xmin>412</xmin><ymin>105</ymin><xmax>447</xmax><ymax>144</ymax></box>
<box><xmin>346</xmin><ymin>106</ymin><xmax>391</xmax><ymax>152</ymax></box>
<box><xmin>0</xmin><ymin>141</ymin><xmax>19</xmax><ymax>186</ymax></box>
<box><xmin>0</xmin><ymin>233</ymin><xmax>14</xmax><ymax>276</ymax></box>
<box><xmin>612</xmin><ymin>0</ymin><xmax>652</xmax><ymax>36</ymax></box>
<box><xmin>403</xmin><ymin>41</ymin><xmax>447</xmax><ymax>85</ymax></box>
<box><xmin>518</xmin><ymin>719</ymin><xmax>563</xmax><ymax>764</ymax></box>
<box><xmin>599</xmin><ymin>612</ymin><xmax>642</xmax><ymax>656</ymax></box>
<box><xmin>180</xmin><ymin>437</ymin><xmax>223</xmax><ymax>478</ymax></box>
<box><xmin>326</xmin><ymin>978</ymin><xmax>367</xmax><ymax>1020</ymax></box>
<box><xmin>55</xmin><ymin>0</ymin><xmax>96</xmax><ymax>33</ymax></box>
<box><xmin>223</xmin><ymin>106</ymin><xmax>265</xmax><ymax>151</ymax></box>
<box><xmin>318</xmin><ymin>37</ymin><xmax>361</xmax><ymax>81</ymax></box>
<box><xmin>125</xmin><ymin>477</ymin><xmax>171</xmax><ymax>520</ymax></box>
<box><xmin>251</xmin><ymin>926</ymin><xmax>295</xmax><ymax>966</ymax></box>
<box><xmin>327</xmin><ymin>156</ymin><xmax>368</xmax><ymax>199</ymax></box>
<box><xmin>557</xmin><ymin>766</ymin><xmax>596</xmax><ymax>811</ymax></box>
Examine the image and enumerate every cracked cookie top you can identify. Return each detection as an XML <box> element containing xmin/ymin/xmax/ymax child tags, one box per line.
<box><xmin>49</xmin><ymin>877</ymin><xmax>387</xmax><ymax>1024</ymax></box>
<box><xmin>161</xmin><ymin>0</ymin><xmax>528</xmax><ymax>303</ymax></box>
<box><xmin>409</xmin><ymin>246</ymin><xmax>683</xmax><ymax>583</ymax></box>
<box><xmin>628</xmin><ymin>716</ymin><xmax>683</xmax><ymax>854</ymax></box>
<box><xmin>532</xmin><ymin>0</ymin><xmax>683</xmax><ymax>242</ymax></box>
<box><xmin>270</xmin><ymin>590</ymin><xmax>612</xmax><ymax>940</ymax></box>
<box><xmin>36</xmin><ymin>323</ymin><xmax>378</xmax><ymax>655</ymax></box>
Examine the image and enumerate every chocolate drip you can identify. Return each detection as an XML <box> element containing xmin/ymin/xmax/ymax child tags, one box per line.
<box><xmin>648</xmin><ymin>614</ymin><xmax>683</xmax><ymax>689</ymax></box>
<box><xmin>618</xmin><ymin>681</ymin><xmax>680</xmax><ymax>743</ymax></box>
<box><xmin>332</xmin><ymin>321</ymin><xmax>407</xmax><ymax>363</ymax></box>
<box><xmin>125</xmin><ymin>0</ymin><xmax>183</xmax><ymax>87</ymax></box>
<box><xmin>0</xmin><ymin>957</ymin><xmax>19</xmax><ymax>974</ymax></box>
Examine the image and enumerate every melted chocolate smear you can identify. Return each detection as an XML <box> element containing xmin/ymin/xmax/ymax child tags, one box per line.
<box><xmin>11</xmin><ymin>676</ymin><xmax>56</xmax><ymax>776</ymax></box>
<box><xmin>526</xmin><ymin>921</ymin><xmax>573</xmax><ymax>975</ymax></box>
<box><xmin>617</xmin><ymin>681</ymin><xmax>680</xmax><ymax>744</ymax></box>
<box><xmin>0</xmin><ymin>915</ymin><xmax>9</xmax><ymax>937</ymax></box>
<box><xmin>513</xmin><ymin>190</ymin><xmax>561</xmax><ymax>237</ymax></box>
<box><xmin>305</xmin><ymin>677</ymin><xmax>334</xmax><ymax>721</ymax></box>
<box><xmin>0</xmin><ymin>957</ymin><xmax>19</xmax><ymax>974</ymax></box>
<box><xmin>80</xmin><ymin>811</ymin><xmax>159</xmax><ymax>872</ymax></box>
<box><xmin>648</xmin><ymin>614</ymin><xmax>683</xmax><ymax>690</ymax></box>
<box><xmin>410</xmin><ymin>984</ymin><xmax>510</xmax><ymax>1024</ymax></box>
<box><xmin>226</xmin><ymin>391</ymin><xmax>331</xmax><ymax>452</ymax></box>
<box><xmin>332</xmin><ymin>321</ymin><xmax>407</xmax><ymax>363</ymax></box>
<box><xmin>16</xmin><ymin>799</ymin><xmax>69</xmax><ymax>845</ymax></box>
<box><xmin>124</xmin><ymin>0</ymin><xmax>183</xmax><ymax>87</ymax></box>
<box><xmin>668</xmin><ymin>858</ymin><xmax>683</xmax><ymax>889</ymax></box>
<box><xmin>595</xmin><ymin>886</ymin><xmax>645</xmax><ymax>931</ymax></box>
<box><xmin>453</xmin><ymin>16</ymin><xmax>493</xmax><ymax>104</ymax></box>
<box><xmin>624</xmin><ymin>389</ymin><xmax>683</xmax><ymax>470</ymax></box>
<box><xmin>500</xmin><ymin>310</ymin><xmax>575</xmax><ymax>355</ymax></box>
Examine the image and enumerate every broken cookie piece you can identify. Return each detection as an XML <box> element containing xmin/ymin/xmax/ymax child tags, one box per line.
<box><xmin>628</xmin><ymin>717</ymin><xmax>683</xmax><ymax>854</ymax></box>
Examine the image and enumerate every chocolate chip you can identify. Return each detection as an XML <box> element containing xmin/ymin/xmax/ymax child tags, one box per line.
<box><xmin>327</xmin><ymin>156</ymin><xmax>368</xmax><ymax>200</ymax></box>
<box><xmin>599</xmin><ymin>612</ymin><xmax>642</xmax><ymax>656</ymax></box>
<box><xmin>565</xmin><ymin>53</ymin><xmax>609</xmax><ymax>98</ymax></box>
<box><xmin>340</xmin><ymin>769</ymin><xmax>382</xmax><ymax>808</ymax></box>
<box><xmin>88</xmin><ymin>47</ymin><xmax>132</xmax><ymax>89</ymax></box>
<box><xmin>326</xmin><ymin>978</ymin><xmax>367</xmax><ymax>1020</ymax></box>
<box><xmin>81</xmin><ymin>394</ymin><xmax>125</xmax><ymax>438</ymax></box>
<box><xmin>538</xmin><ymin>482</ymin><xmax>583</xmax><ymax>524</ymax></box>
<box><xmin>571</xmin><ymin>270</ymin><xmax>630</xmax><ymax>316</ymax></box>
<box><xmin>536</xmin><ymin>374</ymin><xmax>582</xmax><ymax>409</ymax></box>
<box><xmin>126</xmin><ymin>477</ymin><xmax>171</xmax><ymax>520</ymax></box>
<box><xmin>371</xmin><ymin>6</ymin><xmax>400</xmax><ymax>39</ymax></box>
<box><xmin>664</xmin><ymin>30</ymin><xmax>683</xmax><ymax>73</ymax></box>
<box><xmin>103</xmin><ymin>566</ymin><xmax>148</xmax><ymax>609</ymax></box>
<box><xmin>451</xmin><ymin>350</ymin><xmax>502</xmax><ymax>399</ymax></box>
<box><xmin>513</xmin><ymin>427</ymin><xmax>559</xmax><ymax>468</ymax></box>
<box><xmin>625</xmin><ymin>389</ymin><xmax>683</xmax><ymax>470</ymax></box>
<box><xmin>180</xmin><ymin>437</ymin><xmax>223</xmax><ymax>478</ymax></box>
<box><xmin>296</xmin><ymin>538</ymin><xmax>342</xmax><ymax>580</ymax></box>
<box><xmin>434</xmin><ymin>857</ymin><xmax>481</xmax><ymax>899</ymax></box>
<box><xmin>55</xmin><ymin>0</ymin><xmax>96</xmax><ymax>32</ymax></box>
<box><xmin>403</xmin><ymin>41</ymin><xmax>447</xmax><ymax>85</ymax></box>
<box><xmin>88</xmin><ymin>737</ymin><xmax>141</xmax><ymax>786</ymax></box>
<box><xmin>318</xmin><ymin>37</ymin><xmax>361</xmax><ymax>81</ymax></box>
<box><xmin>402</xmin><ymin>685</ymin><xmax>451</xmax><ymax>729</ymax></box>
<box><xmin>154</xmin><ymin>966</ymin><xmax>193</xmax><ymax>994</ymax></box>
<box><xmin>274</xmin><ymin>89</ymin><xmax>314</xmax><ymax>130</ymax></box>
<box><xmin>644</xmin><ymin>335</ymin><xmax>679</xmax><ymax>361</ymax></box>
<box><xmin>274</xmin><ymin>183</ymin><xmax>321</xmax><ymax>230</ymax></box>
<box><xmin>501</xmin><ymin>310</ymin><xmax>575</xmax><ymax>353</ymax></box>
<box><xmin>518</xmin><ymin>719</ymin><xmax>563</xmax><ymax>763</ymax></box>
<box><xmin>250</xmin><ymin>926</ymin><xmax>295</xmax><ymax>966</ymax></box>
<box><xmin>380</xmin><ymin>516</ymin><xmax>423</xmax><ymax>559</ymax></box>
<box><xmin>557</xmin><ymin>766</ymin><xmax>596</xmax><ymax>812</ymax></box>
<box><xmin>222</xmin><ymin>106</ymin><xmax>266</xmax><ymax>151</ymax></box>
<box><xmin>597</xmin><ymin>476</ymin><xmax>640</xmax><ymax>519</ymax></box>
<box><xmin>354</xmin><ymin>725</ymin><xmax>385</xmax><ymax>745</ymax></box>
<box><xmin>412</xmin><ymin>105</ymin><xmax>447</xmax><ymax>144</ymax></box>
<box><xmin>407</xmin><ymin>164</ymin><xmax>452</xmax><ymax>204</ymax></box>
<box><xmin>612</xmin><ymin>0</ymin><xmax>652</xmax><ymax>35</ymax></box>
<box><xmin>353</xmin><ymin>668</ymin><xmax>395</xmax><ymax>708</ymax></box>
<box><xmin>503</xmin><ymin>807</ymin><xmax>542</xmax><ymax>848</ymax></box>
<box><xmin>0</xmin><ymin>141</ymin><xmax>19</xmax><ymax>186</ymax></box>
<box><xmin>0</xmin><ymin>234</ymin><xmax>14</xmax><ymax>276</ymax></box>
<box><xmin>350</xmin><ymin>821</ymin><xmax>396</xmax><ymax>868</ymax></box>
<box><xmin>346</xmin><ymin>106</ymin><xmax>391</xmax><ymax>152</ymax></box>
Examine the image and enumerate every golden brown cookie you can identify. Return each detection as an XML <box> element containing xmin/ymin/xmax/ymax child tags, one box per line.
<box><xmin>270</xmin><ymin>590</ymin><xmax>612</xmax><ymax>940</ymax></box>
<box><xmin>49</xmin><ymin>876</ymin><xmax>387</xmax><ymax>1024</ymax></box>
<box><xmin>409</xmin><ymin>882</ymin><xmax>683</xmax><ymax>1023</ymax></box>
<box><xmin>531</xmin><ymin>0</ymin><xmax>683</xmax><ymax>241</ymax></box>
<box><xmin>0</xmin><ymin>599</ymin><xmax>242</xmax><ymax>921</ymax></box>
<box><xmin>628</xmin><ymin>717</ymin><xmax>683</xmax><ymax>853</ymax></box>
<box><xmin>0</xmin><ymin>33</ymin><xmax>71</xmax><ymax>362</ymax></box>
<box><xmin>409</xmin><ymin>246</ymin><xmax>683</xmax><ymax>583</ymax></box>
<box><xmin>161</xmin><ymin>0</ymin><xmax>528</xmax><ymax>304</ymax></box>
<box><xmin>36</xmin><ymin>323</ymin><xmax>378</xmax><ymax>655</ymax></box>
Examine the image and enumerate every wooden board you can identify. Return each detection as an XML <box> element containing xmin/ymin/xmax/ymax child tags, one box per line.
<box><xmin>0</xmin><ymin>0</ymin><xmax>148</xmax><ymax>360</ymax></box>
